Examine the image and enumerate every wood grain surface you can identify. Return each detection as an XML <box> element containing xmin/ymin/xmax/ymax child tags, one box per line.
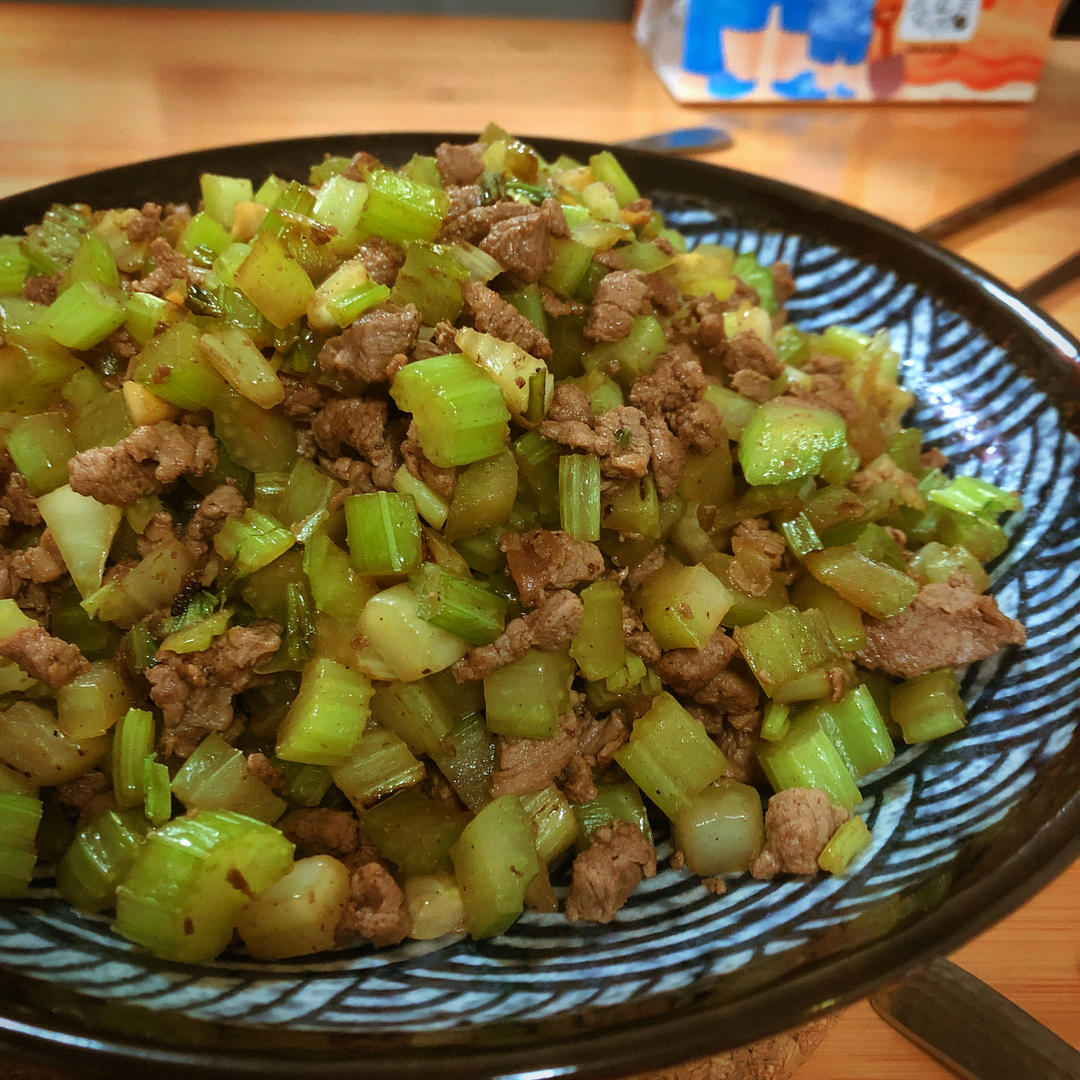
<box><xmin>0</xmin><ymin>6</ymin><xmax>1077</xmax><ymax>1078</ymax></box>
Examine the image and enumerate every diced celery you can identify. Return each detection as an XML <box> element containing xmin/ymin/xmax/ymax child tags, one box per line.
<box><xmin>429</xmin><ymin>711</ymin><xmax>495</xmax><ymax>812</ymax></box>
<box><xmin>196</xmin><ymin>325</ymin><xmax>284</xmax><ymax>409</ymax></box>
<box><xmin>512</xmin><ymin>430</ymin><xmax>560</xmax><ymax>520</ymax></box>
<box><xmin>114</xmin><ymin>810</ymin><xmax>294</xmax><ymax>962</ymax></box>
<box><xmin>614</xmin><ymin>693</ymin><xmax>729</xmax><ymax>818</ymax></box>
<box><xmin>739</xmin><ymin>399</ymin><xmax>847</xmax><ymax>486</ymax></box>
<box><xmin>589</xmin><ymin>151</ymin><xmax>639</xmax><ymax>205</ymax></box>
<box><xmin>56</xmin><ymin>659</ymin><xmax>131</xmax><ymax>740</ymax></box>
<box><xmin>779</xmin><ymin>512</ymin><xmax>823</xmax><ymax>559</ymax></box>
<box><xmin>311</xmin><ymin>173</ymin><xmax>369</xmax><ymax>237</ymax></box>
<box><xmin>55</xmin><ymin>807</ymin><xmax>150</xmax><ymax>912</ymax></box>
<box><xmin>390</xmin><ymin>243</ymin><xmax>469</xmax><ymax>324</ymax></box>
<box><xmin>583</xmin><ymin>315</ymin><xmax>668</xmax><ymax>387</ymax></box>
<box><xmin>330</xmin><ymin>724</ymin><xmax>426</xmax><ymax>809</ymax></box>
<box><xmin>69</xmin><ymin>388</ymin><xmax>134</xmax><ymax>452</ymax></box>
<box><xmin>345</xmin><ymin>491</ymin><xmax>422</xmax><ymax>575</ymax></box>
<box><xmin>235</xmin><ymin>233</ymin><xmax>315</xmax><ymax>329</ymax></box>
<box><xmin>559</xmin><ymin>453</ymin><xmax>602</xmax><ymax>542</ymax></box>
<box><xmin>673</xmin><ymin>778</ymin><xmax>765</xmax><ymax>875</ymax></box>
<box><xmin>143</xmin><ymin>757</ymin><xmax>173</xmax><ymax>827</ymax></box>
<box><xmin>41</xmin><ymin>280</ymin><xmax>125</xmax><ymax>350</ymax></box>
<box><xmin>927</xmin><ymin>474</ymin><xmax>1021</xmax><ymax>519</ymax></box>
<box><xmin>393</xmin><ymin>465</ymin><xmax>450</xmax><ymax>529</ymax></box>
<box><xmin>308</xmin><ymin>261</ymin><xmax>388</xmax><ymax>332</ymax></box>
<box><xmin>172</xmin><ymin>733</ymin><xmax>286</xmax><ymax>822</ymax></box>
<box><xmin>756</xmin><ymin>715</ymin><xmax>863</xmax><ymax>810</ymax></box>
<box><xmin>303</xmin><ymin>531</ymin><xmax>376</xmax><ymax>624</ymax></box>
<box><xmin>570</xmin><ymin>779</ymin><xmax>651</xmax><ymax>850</ymax></box>
<box><xmin>517</xmin><ymin>785</ymin><xmax>577</xmax><ymax>864</ymax></box>
<box><xmin>602</xmin><ymin>473</ymin><xmax>661</xmax><ymax>539</ymax></box>
<box><xmin>61</xmin><ymin>232</ymin><xmax>120</xmax><ymax>292</ymax></box>
<box><xmin>569</xmin><ymin>579</ymin><xmax>625</xmax><ymax>681</ymax></box>
<box><xmin>200</xmin><ymin>173</ymin><xmax>255</xmax><ymax>228</ymax></box>
<box><xmin>805</xmin><ymin>546</ymin><xmax>919</xmax><ymax>620</ymax></box>
<box><xmin>760</xmin><ymin>702</ymin><xmax>791</xmax><ymax>743</ymax></box>
<box><xmin>275</xmin><ymin>656</ymin><xmax>373</xmax><ymax>765</ymax></box>
<box><xmin>22</xmin><ymin>204</ymin><xmax>89</xmax><ymax>276</ymax></box>
<box><xmin>370</xmin><ymin>676</ymin><xmax>456</xmax><ymax>758</ymax></box>
<box><xmin>159</xmin><ymin>608</ymin><xmax>233</xmax><ymax>655</ymax></box>
<box><xmin>177</xmin><ymin>212</ymin><xmax>232</xmax><ymax>264</ymax></box>
<box><xmin>798</xmin><ymin>684</ymin><xmax>895</xmax><ymax>780</ymax></box>
<box><xmin>82</xmin><ymin>537</ymin><xmax>198</xmax><ymax>626</ymax></box>
<box><xmin>0</xmin><ymin>792</ymin><xmax>43</xmax><ymax>861</ymax></box>
<box><xmin>890</xmin><ymin>669</ymin><xmax>967</xmax><ymax>744</ymax></box>
<box><xmin>410</xmin><ymin>562</ymin><xmax>508</xmax><ymax>645</ymax></box>
<box><xmin>214</xmin><ymin>508</ymin><xmax>295</xmax><ymax>578</ymax></box>
<box><xmin>36</xmin><ymin>483</ymin><xmax>123</xmax><ymax>599</ymax></box>
<box><xmin>484</xmin><ymin>648</ymin><xmax>575</xmax><ymax>738</ymax></box>
<box><xmin>450</xmin><ymin>794</ymin><xmax>539</xmax><ymax>939</ymax></box>
<box><xmin>443</xmin><ymin>448</ymin><xmax>518</xmax><ymax>543</ymax></box>
<box><xmin>733</xmin><ymin>605</ymin><xmax>843</xmax><ymax>699</ymax></box>
<box><xmin>540</xmin><ymin>237</ymin><xmax>594</xmax><ymax>298</ymax></box>
<box><xmin>356</xmin><ymin>170</ymin><xmax>449</xmax><ymax>244</ymax></box>
<box><xmin>364</xmin><ymin>787</ymin><xmax>470</xmax><ymax>874</ymax></box>
<box><xmin>390</xmin><ymin>353</ymin><xmax>510</xmax><ymax>468</ymax></box>
<box><xmin>818</xmin><ymin>815</ymin><xmax>872</xmax><ymax>875</ymax></box>
<box><xmin>130</xmin><ymin>320</ymin><xmax>227</xmax><ymax>411</ymax></box>
<box><xmin>731</xmin><ymin>252</ymin><xmax>778</xmax><ymax>315</ymax></box>
<box><xmin>455</xmin><ymin>327</ymin><xmax>553</xmax><ymax>421</ymax></box>
<box><xmin>637</xmin><ymin>558</ymin><xmax>734</xmax><ymax>650</ymax></box>
<box><xmin>6</xmin><ymin>411</ymin><xmax>76</xmax><ymax>495</ymax></box>
<box><xmin>790</xmin><ymin>574</ymin><xmax>867</xmax><ymax>652</ymax></box>
<box><xmin>212</xmin><ymin>386</ymin><xmax>298</xmax><ymax>473</ymax></box>
<box><xmin>0</xmin><ymin>236</ymin><xmax>30</xmax><ymax>296</ymax></box>
<box><xmin>112</xmin><ymin>708</ymin><xmax>155</xmax><ymax>809</ymax></box>
<box><xmin>909</xmin><ymin>542</ymin><xmax>990</xmax><ymax>593</ymax></box>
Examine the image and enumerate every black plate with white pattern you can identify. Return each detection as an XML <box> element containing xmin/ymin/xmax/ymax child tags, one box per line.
<box><xmin>0</xmin><ymin>135</ymin><xmax>1077</xmax><ymax>1080</ymax></box>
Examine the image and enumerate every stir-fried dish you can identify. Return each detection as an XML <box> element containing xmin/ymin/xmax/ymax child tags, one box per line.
<box><xmin>0</xmin><ymin>128</ymin><xmax>1026</xmax><ymax>961</ymax></box>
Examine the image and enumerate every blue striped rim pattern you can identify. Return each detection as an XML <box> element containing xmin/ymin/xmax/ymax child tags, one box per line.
<box><xmin>1</xmin><ymin>190</ymin><xmax>1077</xmax><ymax>1043</ymax></box>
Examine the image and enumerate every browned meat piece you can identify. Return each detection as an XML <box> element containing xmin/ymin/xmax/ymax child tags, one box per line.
<box><xmin>317</xmin><ymin>302</ymin><xmax>420</xmax><ymax>384</ymax></box>
<box><xmin>594</xmin><ymin>249</ymin><xmax>626</xmax><ymax>271</ymax></box>
<box><xmin>491</xmin><ymin>712</ymin><xmax>580</xmax><ymax>797</ymax></box>
<box><xmin>641</xmin><ymin>271</ymin><xmax>681</xmax><ymax>317</ymax></box>
<box><xmin>135</xmin><ymin>510</ymin><xmax>178</xmax><ymax>556</ymax></box>
<box><xmin>584</xmin><ymin>270</ymin><xmax>651</xmax><ymax>343</ymax></box>
<box><xmin>771</xmin><ymin>261</ymin><xmax>797</xmax><ymax>307</ymax></box>
<box><xmin>123</xmin><ymin>202</ymin><xmax>163</xmax><ymax>243</ymax></box>
<box><xmin>68</xmin><ymin>422</ymin><xmax>217</xmax><ymax>506</ymax></box>
<box><xmin>439</xmin><ymin>199</ymin><xmax>534</xmax><ymax>245</ymax></box>
<box><xmin>1</xmin><ymin>464</ymin><xmax>42</xmax><ymax>530</ymax></box>
<box><xmin>857</xmin><ymin>578</ymin><xmax>1026</xmax><ymax>679</ymax></box>
<box><xmin>723</xmin><ymin>332</ymin><xmax>783</xmax><ymax>379</ymax></box>
<box><xmin>434</xmin><ymin>141</ymin><xmax>486</xmax><ymax>186</ymax></box>
<box><xmin>560</xmin><ymin>755</ymin><xmax>598</xmax><ymax>803</ymax></box>
<box><xmin>730</xmin><ymin>369</ymin><xmax>773</xmax><ymax>402</ymax></box>
<box><xmin>716</xmin><ymin>708</ymin><xmax>764</xmax><ymax>784</ymax></box>
<box><xmin>540</xmin><ymin>284</ymin><xmax>585</xmax><ymax>318</ymax></box>
<box><xmin>462</xmin><ymin>280</ymin><xmax>552</xmax><ymax>360</ymax></box>
<box><xmin>646</xmin><ymin>415</ymin><xmax>685</xmax><ymax>498</ymax></box>
<box><xmin>184</xmin><ymin>483</ymin><xmax>246</xmax><ymax>560</ymax></box>
<box><xmin>245</xmin><ymin>752</ymin><xmax>284</xmax><ymax>792</ymax></box>
<box><xmin>624</xmin><ymin>545</ymin><xmax>665</xmax><ymax>592</ymax></box>
<box><xmin>54</xmin><ymin>769</ymin><xmax>111</xmax><ymax>810</ymax></box>
<box><xmin>849</xmin><ymin>456</ymin><xmax>923</xmax><ymax>509</ymax></box>
<box><xmin>131</xmin><ymin>236</ymin><xmax>195</xmax><ymax>297</ymax></box>
<box><xmin>354</xmin><ymin>237</ymin><xmax>406</xmax><ymax>287</ymax></box>
<box><xmin>695</xmin><ymin>666</ymin><xmax>761</xmax><ymax>712</ymax></box>
<box><xmin>105</xmin><ymin>327</ymin><xmax>139</xmax><ymax>360</ymax></box>
<box><xmin>622</xmin><ymin>602</ymin><xmax>661</xmax><ymax>662</ymax></box>
<box><xmin>921</xmin><ymin>446</ymin><xmax>949</xmax><ymax>471</ymax></box>
<box><xmin>341</xmin><ymin>150</ymin><xmax>382</xmax><ymax>182</ymax></box>
<box><xmin>453</xmin><ymin>589</ymin><xmax>584</xmax><ymax>682</ymax></box>
<box><xmin>8</xmin><ymin>530</ymin><xmax>65</xmax><ymax>585</ymax></box>
<box><xmin>670</xmin><ymin>400</ymin><xmax>725</xmax><ymax>454</ymax></box>
<box><xmin>688</xmin><ymin>294</ymin><xmax>728</xmax><ymax>362</ymax></box>
<box><xmin>147</xmin><ymin>621</ymin><xmax>281</xmax><ymax>758</ymax></box>
<box><xmin>444</xmin><ymin>184</ymin><xmax>483</xmax><ymax>218</ymax></box>
<box><xmin>312</xmin><ymin>397</ymin><xmax>398</xmax><ymax>491</ymax></box>
<box><xmin>546</xmin><ymin>383</ymin><xmax>592</xmax><ymax>424</ymax></box>
<box><xmin>576</xmin><ymin>708</ymin><xmax>631</xmax><ymax>766</ymax></box>
<box><xmin>321</xmin><ymin>456</ymin><xmax>374</xmax><ymax>497</ymax></box>
<box><xmin>23</xmin><ymin>274</ymin><xmax>60</xmax><ymax>305</ymax></box>
<box><xmin>595</xmin><ymin>406</ymin><xmax>651</xmax><ymax>479</ymax></box>
<box><xmin>656</xmin><ymin>628</ymin><xmax>738</xmax><ymax>696</ymax></box>
<box><xmin>500</xmin><ymin>528</ymin><xmax>604</xmax><ymax>607</ymax></box>
<box><xmin>786</xmin><ymin>372</ymin><xmax>861</xmax><ymax>430</ymax></box>
<box><xmin>279</xmin><ymin>373</ymin><xmax>327</xmax><ymax>420</ymax></box>
<box><xmin>400</xmin><ymin>422</ymin><xmax>456</xmax><ymax>500</ymax></box>
<box><xmin>539</xmin><ymin>417</ymin><xmax>608</xmax><ymax>456</ymax></box>
<box><xmin>629</xmin><ymin>347</ymin><xmax>708</xmax><ymax>417</ymax></box>
<box><xmin>565</xmin><ymin>820</ymin><xmax>657</xmax><ymax>923</ymax></box>
<box><xmin>479</xmin><ymin>198</ymin><xmax>568</xmax><ymax>284</ymax></box>
<box><xmin>0</xmin><ymin>626</ymin><xmax>88</xmax><ymax>688</ymax></box>
<box><xmin>750</xmin><ymin>787</ymin><xmax>848</xmax><ymax>879</ymax></box>
<box><xmin>337</xmin><ymin>861</ymin><xmax>411</xmax><ymax>947</ymax></box>
<box><xmin>729</xmin><ymin>517</ymin><xmax>786</xmax><ymax>598</ymax></box>
<box><xmin>279</xmin><ymin>808</ymin><xmax>377</xmax><ymax>860</ymax></box>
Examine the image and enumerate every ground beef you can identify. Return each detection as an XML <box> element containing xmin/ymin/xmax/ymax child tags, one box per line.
<box><xmin>491</xmin><ymin>712</ymin><xmax>580</xmax><ymax>797</ymax></box>
<box><xmin>565</xmin><ymin>820</ymin><xmax>657</xmax><ymax>923</ymax></box>
<box><xmin>629</xmin><ymin>347</ymin><xmax>708</xmax><ymax>417</ymax></box>
<box><xmin>337</xmin><ymin>861</ymin><xmax>411</xmax><ymax>947</ymax></box>
<box><xmin>55</xmin><ymin>770</ymin><xmax>114</xmax><ymax>824</ymax></box>
<box><xmin>539</xmin><ymin>416</ymin><xmax>608</xmax><ymax>456</ymax></box>
<box><xmin>668</xmin><ymin>400</ymin><xmax>726</xmax><ymax>454</ymax></box>
<box><xmin>560</xmin><ymin>754</ymin><xmax>598</xmax><ymax>803</ymax></box>
<box><xmin>439</xmin><ymin>199</ymin><xmax>534</xmax><ymax>245</ymax></box>
<box><xmin>479</xmin><ymin>197</ymin><xmax>568</xmax><ymax>284</ymax></box>
<box><xmin>279</xmin><ymin>373</ymin><xmax>327</xmax><ymax>420</ymax></box>
<box><xmin>452</xmin><ymin>589</ymin><xmax>584</xmax><ymax>682</ymax></box>
<box><xmin>694</xmin><ymin>666</ymin><xmax>761</xmax><ymax>712</ymax></box>
<box><xmin>500</xmin><ymin>529</ymin><xmax>604</xmax><ymax>607</ymax></box>
<box><xmin>311</xmin><ymin>397</ymin><xmax>398</xmax><ymax>491</ymax></box>
<box><xmin>130</xmin><ymin>236</ymin><xmax>196</xmax><ymax>297</ymax></box>
<box><xmin>729</xmin><ymin>518</ymin><xmax>787</xmax><ymax>598</ymax></box>
<box><xmin>23</xmin><ymin>274</ymin><xmax>60</xmax><ymax>305</ymax></box>
<box><xmin>584</xmin><ymin>270</ymin><xmax>652</xmax><ymax>343</ymax></box>
<box><xmin>321</xmin><ymin>456</ymin><xmax>375</xmax><ymax>497</ymax></box>
<box><xmin>730</xmin><ymin>369</ymin><xmax>773</xmax><ymax>403</ymax></box>
<box><xmin>622</xmin><ymin>604</ymin><xmax>662</xmax><ymax>662</ymax></box>
<box><xmin>317</xmin><ymin>302</ymin><xmax>420</xmax><ymax>384</ymax></box>
<box><xmin>400</xmin><ymin>422</ymin><xmax>456</xmax><ymax>500</ymax></box>
<box><xmin>0</xmin><ymin>462</ymin><xmax>42</xmax><ymax>530</ymax></box>
<box><xmin>0</xmin><ymin>626</ymin><xmax>88</xmax><ymax>688</ymax></box>
<box><xmin>146</xmin><ymin>621</ymin><xmax>281</xmax><ymax>758</ymax></box>
<box><xmin>715</xmin><ymin>708</ymin><xmax>764</xmax><ymax>785</ymax></box>
<box><xmin>595</xmin><ymin>406</ymin><xmax>652</xmax><ymax>479</ymax></box>
<box><xmin>750</xmin><ymin>788</ymin><xmax>848</xmax><ymax>879</ymax></box>
<box><xmin>786</xmin><ymin>372</ymin><xmax>862</xmax><ymax>431</ymax></box>
<box><xmin>462</xmin><ymin>280</ymin><xmax>552</xmax><ymax>360</ymax></box>
<box><xmin>624</xmin><ymin>545</ymin><xmax>665</xmax><ymax>592</ymax></box>
<box><xmin>546</xmin><ymin>382</ymin><xmax>592</xmax><ymax>424</ymax></box>
<box><xmin>68</xmin><ymin>422</ymin><xmax>216</xmax><ymax>506</ymax></box>
<box><xmin>123</xmin><ymin>202</ymin><xmax>163</xmax><ymax>243</ymax></box>
<box><xmin>279</xmin><ymin>808</ymin><xmax>377</xmax><ymax>861</ymax></box>
<box><xmin>184</xmin><ymin>483</ymin><xmax>246</xmax><ymax>561</ymax></box>
<box><xmin>354</xmin><ymin>237</ymin><xmax>406</xmax><ymax>287</ymax></box>
<box><xmin>655</xmin><ymin>628</ymin><xmax>739</xmax><ymax>697</ymax></box>
<box><xmin>434</xmin><ymin>141</ymin><xmax>486</xmax><ymax>186</ymax></box>
<box><xmin>8</xmin><ymin>531</ymin><xmax>65</xmax><ymax>585</ymax></box>
<box><xmin>771</xmin><ymin>261</ymin><xmax>797</xmax><ymax>307</ymax></box>
<box><xmin>646</xmin><ymin>415</ymin><xmax>685</xmax><ymax>498</ymax></box>
<box><xmin>857</xmin><ymin>577</ymin><xmax>1026</xmax><ymax>679</ymax></box>
<box><xmin>540</xmin><ymin>285</ymin><xmax>585</xmax><ymax>318</ymax></box>
<box><xmin>105</xmin><ymin>327</ymin><xmax>139</xmax><ymax>361</ymax></box>
<box><xmin>576</xmin><ymin>709</ymin><xmax>632</xmax><ymax>767</ymax></box>
<box><xmin>444</xmin><ymin>184</ymin><xmax>483</xmax><ymax>218</ymax></box>
<box><xmin>723</xmin><ymin>332</ymin><xmax>783</xmax><ymax>379</ymax></box>
<box><xmin>245</xmin><ymin>752</ymin><xmax>284</xmax><ymax>792</ymax></box>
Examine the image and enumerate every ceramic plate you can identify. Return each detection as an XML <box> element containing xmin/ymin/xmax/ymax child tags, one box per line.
<box><xmin>0</xmin><ymin>134</ymin><xmax>1078</xmax><ymax>1080</ymax></box>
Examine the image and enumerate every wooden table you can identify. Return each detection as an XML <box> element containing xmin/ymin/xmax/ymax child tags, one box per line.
<box><xmin>1</xmin><ymin>6</ymin><xmax>1077</xmax><ymax>1078</ymax></box>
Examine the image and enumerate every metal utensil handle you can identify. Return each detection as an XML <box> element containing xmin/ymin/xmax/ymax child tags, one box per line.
<box><xmin>870</xmin><ymin>957</ymin><xmax>1080</xmax><ymax>1080</ymax></box>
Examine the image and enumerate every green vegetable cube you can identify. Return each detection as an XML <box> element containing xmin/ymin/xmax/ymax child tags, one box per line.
<box><xmin>738</xmin><ymin>399</ymin><xmax>847</xmax><ymax>486</ymax></box>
